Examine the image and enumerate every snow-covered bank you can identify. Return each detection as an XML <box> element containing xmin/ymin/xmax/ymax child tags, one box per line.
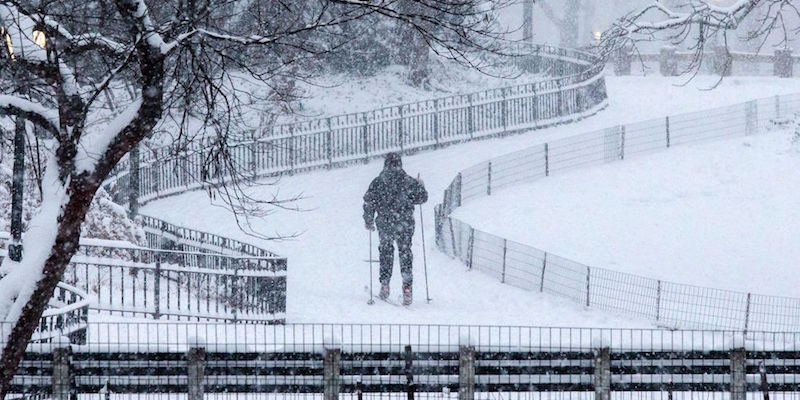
<box><xmin>455</xmin><ymin>127</ymin><xmax>800</xmax><ymax>298</ymax></box>
<box><xmin>142</xmin><ymin>76</ymin><xmax>800</xmax><ymax>327</ymax></box>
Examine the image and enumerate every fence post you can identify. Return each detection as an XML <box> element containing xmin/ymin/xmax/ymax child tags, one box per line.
<box><xmin>362</xmin><ymin>112</ymin><xmax>369</xmax><ymax>163</ymax></box>
<box><xmin>448</xmin><ymin>218</ymin><xmax>458</xmax><ymax>257</ymax></box>
<box><xmin>398</xmin><ymin>106</ymin><xmax>405</xmax><ymax>155</ymax></box>
<box><xmin>665</xmin><ymin>117</ymin><xmax>671</xmax><ymax>148</ymax></box>
<box><xmin>326</xmin><ymin>117</ymin><xmax>333</xmax><ymax>168</ymax></box>
<box><xmin>487</xmin><ymin>161</ymin><xmax>492</xmax><ymax>196</ymax></box>
<box><xmin>154</xmin><ymin>254</ymin><xmax>161</xmax><ymax>319</ymax></box>
<box><xmin>52</xmin><ymin>343</ymin><xmax>71</xmax><ymax>400</ymax></box>
<box><xmin>759</xmin><ymin>362</ymin><xmax>770</xmax><ymax>400</ymax></box>
<box><xmin>324</xmin><ymin>347</ymin><xmax>341</xmax><ymax>400</ymax></box>
<box><xmin>613</xmin><ymin>45</ymin><xmax>631</xmax><ymax>76</ymax></box>
<box><xmin>594</xmin><ymin>347</ymin><xmax>611</xmax><ymax>400</ymax></box>
<box><xmin>458</xmin><ymin>346</ymin><xmax>475</xmax><ymax>400</ymax></box>
<box><xmin>713</xmin><ymin>45</ymin><xmax>732</xmax><ymax>76</ymax></box>
<box><xmin>128</xmin><ymin>144</ymin><xmax>140</xmax><ymax>218</ymax></box>
<box><xmin>744</xmin><ymin>293</ymin><xmax>752</xmax><ymax>334</ymax></box>
<box><xmin>660</xmin><ymin>46</ymin><xmax>678</xmax><ymax>76</ymax></box>
<box><xmin>501</xmin><ymin>88</ymin><xmax>508</xmax><ymax>133</ymax></box>
<box><xmin>586</xmin><ymin>266</ymin><xmax>591</xmax><ymax>307</ymax></box>
<box><xmin>774</xmin><ymin>49</ymin><xmax>793</xmax><ymax>78</ymax></box>
<box><xmin>187</xmin><ymin>347</ymin><xmax>205</xmax><ymax>400</ymax></box>
<box><xmin>775</xmin><ymin>95</ymin><xmax>781</xmax><ymax>119</ymax></box>
<box><xmin>250</xmin><ymin>144</ymin><xmax>258</xmax><ymax>176</ymax></box>
<box><xmin>405</xmin><ymin>345</ymin><xmax>415</xmax><ymax>400</ymax></box>
<box><xmin>467</xmin><ymin>228</ymin><xmax>475</xmax><ymax>270</ymax></box>
<box><xmin>151</xmin><ymin>155</ymin><xmax>160</xmax><ymax>194</ymax></box>
<box><xmin>433</xmin><ymin>100</ymin><xmax>440</xmax><ymax>148</ymax></box>
<box><xmin>540</xmin><ymin>252</ymin><xmax>547</xmax><ymax>292</ymax></box>
<box><xmin>619</xmin><ymin>125</ymin><xmax>626</xmax><ymax>160</ymax></box>
<box><xmin>232</xmin><ymin>260</ymin><xmax>240</xmax><ymax>322</ymax></box>
<box><xmin>501</xmin><ymin>239</ymin><xmax>507</xmax><ymax>283</ymax></box>
<box><xmin>455</xmin><ymin>173</ymin><xmax>463</xmax><ymax>207</ymax></box>
<box><xmin>289</xmin><ymin>126</ymin><xmax>296</xmax><ymax>174</ymax></box>
<box><xmin>731</xmin><ymin>347</ymin><xmax>747</xmax><ymax>400</ymax></box>
<box><xmin>467</xmin><ymin>94</ymin><xmax>474</xmax><ymax>138</ymax></box>
<box><xmin>544</xmin><ymin>143</ymin><xmax>549</xmax><ymax>177</ymax></box>
<box><xmin>745</xmin><ymin>100</ymin><xmax>758</xmax><ymax>136</ymax></box>
<box><xmin>656</xmin><ymin>280</ymin><xmax>662</xmax><ymax>321</ymax></box>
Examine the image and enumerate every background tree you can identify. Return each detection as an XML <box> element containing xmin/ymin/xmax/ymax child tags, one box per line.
<box><xmin>0</xmin><ymin>0</ymin><xmax>511</xmax><ymax>396</ymax></box>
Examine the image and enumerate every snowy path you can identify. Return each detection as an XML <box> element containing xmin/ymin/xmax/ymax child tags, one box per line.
<box><xmin>142</xmin><ymin>76</ymin><xmax>800</xmax><ymax>327</ymax></box>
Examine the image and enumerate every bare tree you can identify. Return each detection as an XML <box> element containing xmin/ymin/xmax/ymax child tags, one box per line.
<box><xmin>0</xmin><ymin>0</ymin><xmax>511</xmax><ymax>396</ymax></box>
<box><xmin>601</xmin><ymin>0</ymin><xmax>799</xmax><ymax>73</ymax></box>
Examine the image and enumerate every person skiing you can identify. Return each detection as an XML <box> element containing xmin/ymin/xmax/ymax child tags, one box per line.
<box><xmin>363</xmin><ymin>152</ymin><xmax>428</xmax><ymax>305</ymax></box>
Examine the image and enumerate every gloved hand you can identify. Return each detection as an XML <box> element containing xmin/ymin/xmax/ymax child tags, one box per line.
<box><xmin>416</xmin><ymin>173</ymin><xmax>424</xmax><ymax>186</ymax></box>
<box><xmin>365</xmin><ymin>222</ymin><xmax>375</xmax><ymax>231</ymax></box>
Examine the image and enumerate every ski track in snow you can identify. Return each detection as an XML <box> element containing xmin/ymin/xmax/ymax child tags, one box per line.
<box><xmin>142</xmin><ymin>76</ymin><xmax>800</xmax><ymax>328</ymax></box>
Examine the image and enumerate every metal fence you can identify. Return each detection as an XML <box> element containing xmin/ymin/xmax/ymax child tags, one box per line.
<box><xmin>65</xmin><ymin>243</ymin><xmax>286</xmax><ymax>323</ymax></box>
<box><xmin>9</xmin><ymin>322</ymin><xmax>800</xmax><ymax>400</ymax></box>
<box><xmin>103</xmin><ymin>44</ymin><xmax>608</xmax><ymax>206</ymax></box>
<box><xmin>435</xmin><ymin>93</ymin><xmax>800</xmax><ymax>333</ymax></box>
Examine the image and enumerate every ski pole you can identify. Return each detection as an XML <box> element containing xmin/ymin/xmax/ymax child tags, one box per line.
<box><xmin>368</xmin><ymin>229</ymin><xmax>375</xmax><ymax>305</ymax></box>
<box><xmin>419</xmin><ymin>203</ymin><xmax>431</xmax><ymax>303</ymax></box>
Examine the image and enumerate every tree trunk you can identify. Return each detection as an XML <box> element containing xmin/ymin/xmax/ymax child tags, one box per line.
<box><xmin>0</xmin><ymin>177</ymin><xmax>96</xmax><ymax>399</ymax></box>
<box><xmin>561</xmin><ymin>0</ymin><xmax>580</xmax><ymax>48</ymax></box>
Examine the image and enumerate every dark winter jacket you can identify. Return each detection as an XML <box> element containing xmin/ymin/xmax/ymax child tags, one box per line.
<box><xmin>363</xmin><ymin>167</ymin><xmax>428</xmax><ymax>234</ymax></box>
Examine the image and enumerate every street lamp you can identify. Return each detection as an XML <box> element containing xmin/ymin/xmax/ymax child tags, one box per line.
<box><xmin>1</xmin><ymin>26</ymin><xmax>13</xmax><ymax>60</ymax></box>
<box><xmin>2</xmin><ymin>21</ymin><xmax>45</xmax><ymax>262</ymax></box>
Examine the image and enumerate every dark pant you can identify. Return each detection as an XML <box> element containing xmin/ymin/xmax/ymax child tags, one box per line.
<box><xmin>377</xmin><ymin>227</ymin><xmax>414</xmax><ymax>289</ymax></box>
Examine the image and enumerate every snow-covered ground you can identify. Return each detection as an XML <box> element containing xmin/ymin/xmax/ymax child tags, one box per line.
<box><xmin>291</xmin><ymin>64</ymin><xmax>542</xmax><ymax>120</ymax></box>
<box><xmin>455</xmin><ymin>128</ymin><xmax>800</xmax><ymax>298</ymax></box>
<box><xmin>142</xmin><ymin>75</ymin><xmax>800</xmax><ymax>327</ymax></box>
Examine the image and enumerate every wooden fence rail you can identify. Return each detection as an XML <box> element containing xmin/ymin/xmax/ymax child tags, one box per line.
<box><xmin>11</xmin><ymin>344</ymin><xmax>794</xmax><ymax>399</ymax></box>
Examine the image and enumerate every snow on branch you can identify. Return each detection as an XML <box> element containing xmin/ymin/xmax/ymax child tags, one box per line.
<box><xmin>0</xmin><ymin>95</ymin><xmax>59</xmax><ymax>136</ymax></box>
<box><xmin>75</xmin><ymin>98</ymin><xmax>142</xmax><ymax>175</ymax></box>
<box><xmin>604</xmin><ymin>0</ymin><xmax>763</xmax><ymax>46</ymax></box>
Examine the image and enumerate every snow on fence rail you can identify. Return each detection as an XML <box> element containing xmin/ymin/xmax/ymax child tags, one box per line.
<box><xmin>9</xmin><ymin>323</ymin><xmax>800</xmax><ymax>398</ymax></box>
<box><xmin>611</xmin><ymin>46</ymin><xmax>799</xmax><ymax>77</ymax></box>
<box><xmin>104</xmin><ymin>44</ymin><xmax>608</xmax><ymax>206</ymax></box>
<box><xmin>435</xmin><ymin>93</ymin><xmax>800</xmax><ymax>333</ymax></box>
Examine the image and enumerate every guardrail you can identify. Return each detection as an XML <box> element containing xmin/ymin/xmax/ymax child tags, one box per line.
<box><xmin>611</xmin><ymin>46</ymin><xmax>797</xmax><ymax>77</ymax></box>
<box><xmin>33</xmin><ymin>283</ymin><xmax>90</xmax><ymax>345</ymax></box>
<box><xmin>66</xmin><ymin>244</ymin><xmax>286</xmax><ymax>322</ymax></box>
<box><xmin>9</xmin><ymin>323</ymin><xmax>800</xmax><ymax>399</ymax></box>
<box><xmin>435</xmin><ymin>93</ymin><xmax>800</xmax><ymax>332</ymax></box>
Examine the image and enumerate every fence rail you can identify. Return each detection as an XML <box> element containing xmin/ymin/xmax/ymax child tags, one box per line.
<box><xmin>10</xmin><ymin>323</ymin><xmax>800</xmax><ymax>399</ymax></box>
<box><xmin>435</xmin><ymin>93</ymin><xmax>800</xmax><ymax>333</ymax></box>
<box><xmin>611</xmin><ymin>46</ymin><xmax>798</xmax><ymax>77</ymax></box>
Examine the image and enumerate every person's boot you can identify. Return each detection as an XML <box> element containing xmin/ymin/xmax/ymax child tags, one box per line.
<box><xmin>402</xmin><ymin>286</ymin><xmax>412</xmax><ymax>306</ymax></box>
<box><xmin>379</xmin><ymin>284</ymin><xmax>390</xmax><ymax>300</ymax></box>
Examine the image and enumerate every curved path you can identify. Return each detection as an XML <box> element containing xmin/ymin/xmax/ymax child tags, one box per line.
<box><xmin>141</xmin><ymin>76</ymin><xmax>800</xmax><ymax>327</ymax></box>
<box><xmin>21</xmin><ymin>45</ymin><xmax>606</xmax><ymax>341</ymax></box>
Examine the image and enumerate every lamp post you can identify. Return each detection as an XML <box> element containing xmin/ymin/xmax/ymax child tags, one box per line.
<box><xmin>3</xmin><ymin>21</ymin><xmax>46</xmax><ymax>262</ymax></box>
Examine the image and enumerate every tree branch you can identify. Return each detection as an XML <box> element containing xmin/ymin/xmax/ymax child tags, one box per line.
<box><xmin>0</xmin><ymin>95</ymin><xmax>60</xmax><ymax>137</ymax></box>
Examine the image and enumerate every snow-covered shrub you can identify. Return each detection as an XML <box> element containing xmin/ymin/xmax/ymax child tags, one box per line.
<box><xmin>0</xmin><ymin>141</ymin><xmax>145</xmax><ymax>246</ymax></box>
